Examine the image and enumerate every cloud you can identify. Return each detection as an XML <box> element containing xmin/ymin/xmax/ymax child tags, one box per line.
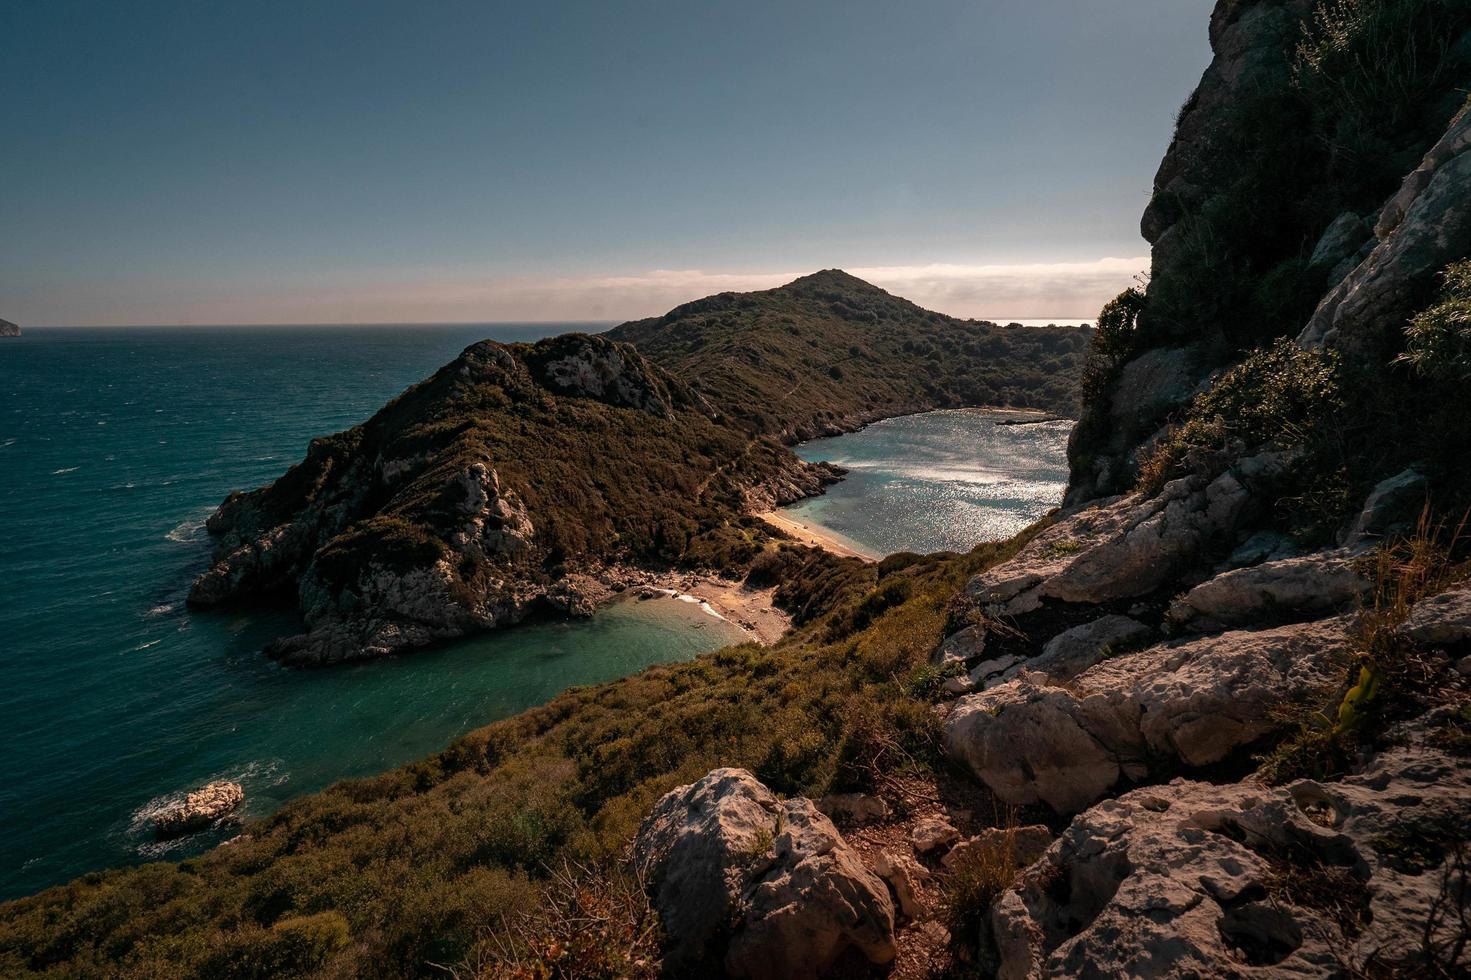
<box><xmin>19</xmin><ymin>256</ymin><xmax>1149</xmax><ymax>325</ymax></box>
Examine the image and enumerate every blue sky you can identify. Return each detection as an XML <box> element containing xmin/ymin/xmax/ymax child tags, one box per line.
<box><xmin>0</xmin><ymin>0</ymin><xmax>1214</xmax><ymax>324</ymax></box>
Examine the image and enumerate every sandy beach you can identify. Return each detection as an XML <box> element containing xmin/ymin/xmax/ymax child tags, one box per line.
<box><xmin>627</xmin><ymin>571</ymin><xmax>792</xmax><ymax>645</ymax></box>
<box><xmin>756</xmin><ymin>510</ymin><xmax>879</xmax><ymax>561</ymax></box>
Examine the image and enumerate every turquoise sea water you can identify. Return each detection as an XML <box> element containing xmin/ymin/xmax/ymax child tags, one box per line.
<box><xmin>783</xmin><ymin>408</ymin><xmax>1073</xmax><ymax>556</ymax></box>
<box><xmin>0</xmin><ymin>325</ymin><xmax>746</xmax><ymax>901</ymax></box>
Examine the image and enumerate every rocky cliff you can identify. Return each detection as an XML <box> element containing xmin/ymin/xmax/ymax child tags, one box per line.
<box><xmin>5</xmin><ymin>3</ymin><xmax>1469</xmax><ymax>976</ymax></box>
<box><xmin>190</xmin><ymin>277</ymin><xmax>1088</xmax><ymax>664</ymax></box>
<box><xmin>0</xmin><ymin>318</ymin><xmax>19</xmax><ymax>337</ymax></box>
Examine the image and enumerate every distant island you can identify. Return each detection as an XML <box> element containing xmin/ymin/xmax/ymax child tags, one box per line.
<box><xmin>186</xmin><ymin>270</ymin><xmax>1089</xmax><ymax>665</ymax></box>
<box><xmin>0</xmin><ymin>319</ymin><xmax>19</xmax><ymax>337</ymax></box>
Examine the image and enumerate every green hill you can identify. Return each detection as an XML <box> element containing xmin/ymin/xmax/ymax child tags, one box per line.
<box><xmin>182</xmin><ymin>273</ymin><xmax>1087</xmax><ymax>665</ymax></box>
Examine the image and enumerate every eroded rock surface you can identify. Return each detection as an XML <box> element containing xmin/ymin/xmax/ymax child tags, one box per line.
<box><xmin>944</xmin><ymin>619</ymin><xmax>1350</xmax><ymax>813</ymax></box>
<box><xmin>1398</xmin><ymin>580</ymin><xmax>1471</xmax><ymax>647</ymax></box>
<box><xmin>1301</xmin><ymin>104</ymin><xmax>1471</xmax><ymax>353</ymax></box>
<box><xmin>633</xmin><ymin>768</ymin><xmax>895</xmax><ymax>978</ymax></box>
<box><xmin>991</xmin><ymin>736</ymin><xmax>1471</xmax><ymax>978</ymax></box>
<box><xmin>1166</xmin><ymin>551</ymin><xmax>1368</xmax><ymax>634</ymax></box>
<box><xmin>966</xmin><ymin>466</ymin><xmax>1275</xmax><ymax>619</ymax></box>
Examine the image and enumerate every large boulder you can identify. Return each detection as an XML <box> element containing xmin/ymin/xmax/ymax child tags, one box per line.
<box><xmin>1343</xmin><ymin>468</ymin><xmax>1428</xmax><ymax>545</ymax></box>
<box><xmin>990</xmin><ymin>736</ymin><xmax>1471</xmax><ymax>978</ymax></box>
<box><xmin>967</xmin><ymin>465</ymin><xmax>1272</xmax><ymax>618</ymax></box>
<box><xmin>944</xmin><ymin>619</ymin><xmax>1350</xmax><ymax>813</ymax></box>
<box><xmin>1030</xmin><ymin>614</ymin><xmax>1152</xmax><ymax>681</ymax></box>
<box><xmin>1166</xmin><ymin>551</ymin><xmax>1369</xmax><ymax>633</ymax></box>
<box><xmin>633</xmin><ymin>768</ymin><xmax>896</xmax><ymax>978</ymax></box>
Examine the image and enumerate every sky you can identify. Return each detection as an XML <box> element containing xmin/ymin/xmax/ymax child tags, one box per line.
<box><xmin>0</xmin><ymin>0</ymin><xmax>1215</xmax><ymax>326</ymax></box>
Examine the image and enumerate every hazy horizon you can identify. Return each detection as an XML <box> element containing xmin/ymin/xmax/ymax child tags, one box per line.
<box><xmin>3</xmin><ymin>1</ymin><xmax>1212</xmax><ymax>326</ymax></box>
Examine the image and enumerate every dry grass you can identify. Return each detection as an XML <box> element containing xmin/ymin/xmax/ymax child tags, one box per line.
<box><xmin>1260</xmin><ymin>506</ymin><xmax>1471</xmax><ymax>783</ymax></box>
<box><xmin>457</xmin><ymin>860</ymin><xmax>662</xmax><ymax>980</ymax></box>
<box><xmin>941</xmin><ymin>816</ymin><xmax>1025</xmax><ymax>941</ymax></box>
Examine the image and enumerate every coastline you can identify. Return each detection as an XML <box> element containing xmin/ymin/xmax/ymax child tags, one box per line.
<box><xmin>601</xmin><ymin>567</ymin><xmax>792</xmax><ymax>645</ymax></box>
<box><xmin>756</xmin><ymin>510</ymin><xmax>879</xmax><ymax>561</ymax></box>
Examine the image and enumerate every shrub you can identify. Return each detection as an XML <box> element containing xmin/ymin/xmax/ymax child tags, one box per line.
<box><xmin>1260</xmin><ymin>507</ymin><xmax>1471</xmax><ymax>782</ymax></box>
<box><xmin>1137</xmin><ymin>339</ymin><xmax>1341</xmax><ymax>493</ymax></box>
<box><xmin>1397</xmin><ymin>260</ymin><xmax>1471</xmax><ymax>381</ymax></box>
<box><xmin>471</xmin><ymin>861</ymin><xmax>661</xmax><ymax>980</ymax></box>
<box><xmin>1080</xmin><ymin>287</ymin><xmax>1146</xmax><ymax>406</ymax></box>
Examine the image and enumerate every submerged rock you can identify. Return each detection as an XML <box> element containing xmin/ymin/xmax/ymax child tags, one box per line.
<box><xmin>633</xmin><ymin>768</ymin><xmax>895</xmax><ymax>978</ymax></box>
<box><xmin>154</xmin><ymin>781</ymin><xmax>243</xmax><ymax>838</ymax></box>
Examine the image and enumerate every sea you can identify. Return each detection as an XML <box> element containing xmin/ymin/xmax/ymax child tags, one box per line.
<box><xmin>0</xmin><ymin>325</ymin><xmax>1072</xmax><ymax>902</ymax></box>
<box><xmin>0</xmin><ymin>324</ymin><xmax>748</xmax><ymax>901</ymax></box>
<box><xmin>780</xmin><ymin>409</ymin><xmax>1073</xmax><ymax>557</ymax></box>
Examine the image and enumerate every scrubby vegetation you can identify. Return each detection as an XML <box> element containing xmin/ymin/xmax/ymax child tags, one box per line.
<box><xmin>0</xmin><ymin>533</ymin><xmax>1042</xmax><ymax>977</ymax></box>
<box><xmin>1398</xmin><ymin>260</ymin><xmax>1471</xmax><ymax>381</ymax></box>
<box><xmin>1260</xmin><ymin>508</ymin><xmax>1471</xmax><ymax>783</ymax></box>
<box><xmin>1142</xmin><ymin>0</ymin><xmax>1471</xmax><ymax>349</ymax></box>
<box><xmin>1137</xmin><ymin>261</ymin><xmax>1471</xmax><ymax>543</ymax></box>
<box><xmin>611</xmin><ymin>270</ymin><xmax>1088</xmax><ymax>439</ymax></box>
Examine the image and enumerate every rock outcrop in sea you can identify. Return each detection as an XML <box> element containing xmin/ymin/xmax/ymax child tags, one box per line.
<box><xmin>0</xmin><ymin>318</ymin><xmax>19</xmax><ymax>337</ymax></box>
<box><xmin>153</xmin><ymin>780</ymin><xmax>243</xmax><ymax>839</ymax></box>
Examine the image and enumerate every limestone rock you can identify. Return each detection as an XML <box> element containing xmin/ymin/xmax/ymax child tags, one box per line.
<box><xmin>991</xmin><ymin>738</ymin><xmax>1471</xmax><ymax>978</ymax></box>
<box><xmin>1343</xmin><ymin>468</ymin><xmax>1428</xmax><ymax>545</ymax></box>
<box><xmin>968</xmin><ymin>469</ymin><xmax>1261</xmax><ymax>618</ymax></box>
<box><xmin>633</xmin><ymin>769</ymin><xmax>895</xmax><ymax>977</ymax></box>
<box><xmin>942</xmin><ymin>825</ymin><xmax>1052</xmax><ymax>872</ymax></box>
<box><xmin>1227</xmin><ymin>529</ymin><xmax>1298</xmax><ymax>568</ymax></box>
<box><xmin>0</xmin><ymin>318</ymin><xmax>20</xmax><ymax>337</ymax></box>
<box><xmin>1398</xmin><ymin>581</ymin><xmax>1471</xmax><ymax>647</ymax></box>
<box><xmin>1166</xmin><ymin>551</ymin><xmax>1368</xmax><ymax>633</ymax></box>
<box><xmin>942</xmin><ymin>675</ymin><xmax>974</xmax><ymax>696</ymax></box>
<box><xmin>968</xmin><ymin>654</ymin><xmax>1024</xmax><ymax>688</ymax></box>
<box><xmin>911</xmin><ymin>816</ymin><xmax>961</xmax><ymax>855</ymax></box>
<box><xmin>1030</xmin><ymin>615</ymin><xmax>1151</xmax><ymax>681</ymax></box>
<box><xmin>945</xmin><ymin>619</ymin><xmax>1350</xmax><ymax>813</ymax></box>
<box><xmin>1301</xmin><ymin>104</ymin><xmax>1471</xmax><ymax>352</ymax></box>
<box><xmin>874</xmin><ymin>849</ymin><xmax>930</xmax><ymax>920</ymax></box>
<box><xmin>154</xmin><ymin>781</ymin><xmax>244</xmax><ymax>838</ymax></box>
<box><xmin>933</xmin><ymin>623</ymin><xmax>986</xmax><ymax>665</ymax></box>
<box><xmin>817</xmin><ymin>792</ymin><xmax>890</xmax><ymax>826</ymax></box>
<box><xmin>1308</xmin><ymin>210</ymin><xmax>1374</xmax><ymax>285</ymax></box>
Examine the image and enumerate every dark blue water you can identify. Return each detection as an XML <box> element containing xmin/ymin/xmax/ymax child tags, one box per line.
<box><xmin>0</xmin><ymin>326</ymin><xmax>745</xmax><ymax>900</ymax></box>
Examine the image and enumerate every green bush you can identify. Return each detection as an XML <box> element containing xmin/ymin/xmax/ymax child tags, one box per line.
<box><xmin>1397</xmin><ymin>260</ymin><xmax>1471</xmax><ymax>381</ymax></box>
<box><xmin>1138</xmin><ymin>339</ymin><xmax>1341</xmax><ymax>492</ymax></box>
<box><xmin>1080</xmin><ymin>287</ymin><xmax>1146</xmax><ymax>405</ymax></box>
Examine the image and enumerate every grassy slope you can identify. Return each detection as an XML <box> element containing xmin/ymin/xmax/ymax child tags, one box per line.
<box><xmin>0</xmin><ymin>536</ymin><xmax>1042</xmax><ymax>978</ymax></box>
<box><xmin>201</xmin><ymin>274</ymin><xmax>1085</xmax><ymax>620</ymax></box>
<box><xmin>613</xmin><ymin>269</ymin><xmax>1087</xmax><ymax>439</ymax></box>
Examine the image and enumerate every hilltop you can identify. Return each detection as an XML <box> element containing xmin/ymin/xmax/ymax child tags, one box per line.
<box><xmin>6</xmin><ymin>2</ymin><xmax>1469</xmax><ymax>976</ymax></box>
<box><xmin>610</xmin><ymin>270</ymin><xmax>1084</xmax><ymax>439</ymax></box>
<box><xmin>184</xmin><ymin>275</ymin><xmax>1087</xmax><ymax>664</ymax></box>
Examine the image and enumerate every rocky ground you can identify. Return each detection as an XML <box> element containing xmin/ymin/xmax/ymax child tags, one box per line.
<box><xmin>623</xmin><ymin>2</ymin><xmax>1471</xmax><ymax>973</ymax></box>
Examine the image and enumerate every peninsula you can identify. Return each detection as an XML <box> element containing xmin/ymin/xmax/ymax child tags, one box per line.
<box><xmin>4</xmin><ymin>2</ymin><xmax>1470</xmax><ymax>977</ymax></box>
<box><xmin>186</xmin><ymin>271</ymin><xmax>1087</xmax><ymax>664</ymax></box>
